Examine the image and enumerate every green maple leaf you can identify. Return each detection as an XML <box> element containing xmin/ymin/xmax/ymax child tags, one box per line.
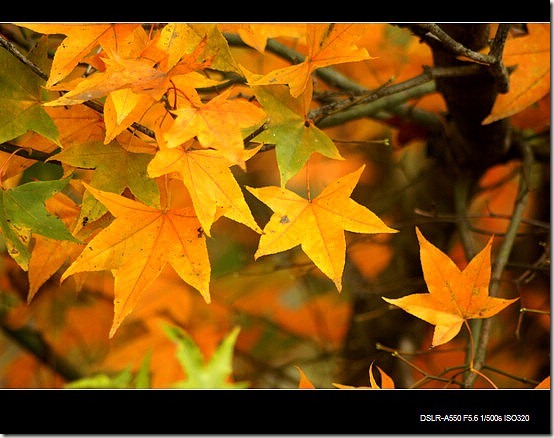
<box><xmin>0</xmin><ymin>46</ymin><xmax>60</xmax><ymax>145</ymax></box>
<box><xmin>251</xmin><ymin>84</ymin><xmax>343</xmax><ymax>186</ymax></box>
<box><xmin>0</xmin><ymin>178</ymin><xmax>79</xmax><ymax>270</ymax></box>
<box><xmin>51</xmin><ymin>140</ymin><xmax>160</xmax><ymax>223</ymax></box>
<box><xmin>163</xmin><ymin>325</ymin><xmax>249</xmax><ymax>389</ymax></box>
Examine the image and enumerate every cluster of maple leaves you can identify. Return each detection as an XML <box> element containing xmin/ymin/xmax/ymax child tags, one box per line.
<box><xmin>0</xmin><ymin>23</ymin><xmax>549</xmax><ymax>389</ymax></box>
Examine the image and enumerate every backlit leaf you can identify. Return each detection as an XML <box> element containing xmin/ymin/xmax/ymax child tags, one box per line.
<box><xmin>483</xmin><ymin>24</ymin><xmax>550</xmax><ymax>124</ymax></box>
<box><xmin>249</xmin><ymin>24</ymin><xmax>373</xmax><ymax>97</ymax></box>
<box><xmin>383</xmin><ymin>227</ymin><xmax>519</xmax><ymax>347</ymax></box>
<box><xmin>252</xmin><ymin>84</ymin><xmax>343</xmax><ymax>186</ymax></box>
<box><xmin>61</xmin><ymin>183</ymin><xmax>211</xmax><ymax>338</ymax></box>
<box><xmin>247</xmin><ymin>166</ymin><xmax>397</xmax><ymax>291</ymax></box>
<box><xmin>147</xmin><ymin>142</ymin><xmax>262</xmax><ymax>236</ymax></box>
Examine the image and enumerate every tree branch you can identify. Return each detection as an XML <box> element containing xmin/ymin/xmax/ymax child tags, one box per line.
<box><xmin>0</xmin><ymin>32</ymin><xmax>156</xmax><ymax>141</ymax></box>
<box><xmin>1</xmin><ymin>320</ymin><xmax>83</xmax><ymax>382</ymax></box>
<box><xmin>464</xmin><ymin>141</ymin><xmax>534</xmax><ymax>387</ymax></box>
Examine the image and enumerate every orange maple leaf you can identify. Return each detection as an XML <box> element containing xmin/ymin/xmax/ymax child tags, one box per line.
<box><xmin>483</xmin><ymin>23</ymin><xmax>550</xmax><ymax>124</ymax></box>
<box><xmin>16</xmin><ymin>23</ymin><xmax>140</xmax><ymax>87</ymax></box>
<box><xmin>248</xmin><ymin>23</ymin><xmax>373</xmax><ymax>97</ymax></box>
<box><xmin>295</xmin><ymin>366</ymin><xmax>316</xmax><ymax>388</ymax></box>
<box><xmin>383</xmin><ymin>227</ymin><xmax>519</xmax><ymax>347</ymax></box>
<box><xmin>60</xmin><ymin>183</ymin><xmax>211</xmax><ymax>338</ymax></box>
<box><xmin>162</xmin><ymin>88</ymin><xmax>266</xmax><ymax>169</ymax></box>
<box><xmin>28</xmin><ymin>192</ymin><xmax>85</xmax><ymax>302</ymax></box>
<box><xmin>246</xmin><ymin>166</ymin><xmax>397</xmax><ymax>291</ymax></box>
<box><xmin>333</xmin><ymin>362</ymin><xmax>395</xmax><ymax>389</ymax></box>
<box><xmin>147</xmin><ymin>141</ymin><xmax>262</xmax><ymax>236</ymax></box>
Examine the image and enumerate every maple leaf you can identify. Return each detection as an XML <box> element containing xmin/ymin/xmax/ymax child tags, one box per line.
<box><xmin>44</xmin><ymin>37</ymin><xmax>211</xmax><ymax>108</ymax></box>
<box><xmin>0</xmin><ymin>178</ymin><xmax>79</xmax><ymax>271</ymax></box>
<box><xmin>16</xmin><ymin>23</ymin><xmax>140</xmax><ymax>87</ymax></box>
<box><xmin>535</xmin><ymin>376</ymin><xmax>550</xmax><ymax>389</ymax></box>
<box><xmin>27</xmin><ymin>192</ymin><xmax>85</xmax><ymax>302</ymax></box>
<box><xmin>163</xmin><ymin>324</ymin><xmax>248</xmax><ymax>388</ymax></box>
<box><xmin>483</xmin><ymin>24</ymin><xmax>550</xmax><ymax>125</ymax></box>
<box><xmin>219</xmin><ymin>23</ymin><xmax>306</xmax><ymax>53</ymax></box>
<box><xmin>295</xmin><ymin>366</ymin><xmax>316</xmax><ymax>388</ymax></box>
<box><xmin>60</xmin><ymin>183</ymin><xmax>211</xmax><ymax>338</ymax></box>
<box><xmin>251</xmin><ymin>84</ymin><xmax>344</xmax><ymax>186</ymax></box>
<box><xmin>249</xmin><ymin>24</ymin><xmax>373</xmax><ymax>97</ymax></box>
<box><xmin>0</xmin><ymin>43</ymin><xmax>59</xmax><ymax>145</ymax></box>
<box><xmin>333</xmin><ymin>362</ymin><xmax>395</xmax><ymax>389</ymax></box>
<box><xmin>162</xmin><ymin>88</ymin><xmax>267</xmax><ymax>169</ymax></box>
<box><xmin>246</xmin><ymin>166</ymin><xmax>397</xmax><ymax>291</ymax></box>
<box><xmin>147</xmin><ymin>141</ymin><xmax>262</xmax><ymax>236</ymax></box>
<box><xmin>44</xmin><ymin>54</ymin><xmax>167</xmax><ymax>106</ymax></box>
<box><xmin>383</xmin><ymin>227</ymin><xmax>519</xmax><ymax>347</ymax></box>
<box><xmin>50</xmin><ymin>140</ymin><xmax>160</xmax><ymax>225</ymax></box>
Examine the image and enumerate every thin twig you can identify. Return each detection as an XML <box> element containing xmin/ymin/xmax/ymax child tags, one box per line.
<box><xmin>0</xmin><ymin>32</ymin><xmax>156</xmax><ymax>140</ymax></box>
<box><xmin>464</xmin><ymin>141</ymin><xmax>534</xmax><ymax>387</ymax></box>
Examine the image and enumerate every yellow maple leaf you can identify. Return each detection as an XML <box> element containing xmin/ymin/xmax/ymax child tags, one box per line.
<box><xmin>246</xmin><ymin>165</ymin><xmax>397</xmax><ymax>291</ymax></box>
<box><xmin>60</xmin><ymin>183</ymin><xmax>211</xmax><ymax>338</ymax></box>
<box><xmin>248</xmin><ymin>23</ymin><xmax>373</xmax><ymax>97</ymax></box>
<box><xmin>162</xmin><ymin>88</ymin><xmax>266</xmax><ymax>169</ymax></box>
<box><xmin>147</xmin><ymin>142</ymin><xmax>262</xmax><ymax>236</ymax></box>
<box><xmin>16</xmin><ymin>23</ymin><xmax>140</xmax><ymax>87</ymax></box>
<box><xmin>383</xmin><ymin>227</ymin><xmax>519</xmax><ymax>347</ymax></box>
<box><xmin>218</xmin><ymin>23</ymin><xmax>306</xmax><ymax>53</ymax></box>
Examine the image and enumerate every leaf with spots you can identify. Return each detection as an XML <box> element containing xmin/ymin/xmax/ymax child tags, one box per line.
<box><xmin>60</xmin><ymin>183</ymin><xmax>211</xmax><ymax>338</ymax></box>
<box><xmin>246</xmin><ymin>166</ymin><xmax>397</xmax><ymax>291</ymax></box>
<box><xmin>0</xmin><ymin>178</ymin><xmax>79</xmax><ymax>271</ymax></box>
<box><xmin>383</xmin><ymin>227</ymin><xmax>519</xmax><ymax>347</ymax></box>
